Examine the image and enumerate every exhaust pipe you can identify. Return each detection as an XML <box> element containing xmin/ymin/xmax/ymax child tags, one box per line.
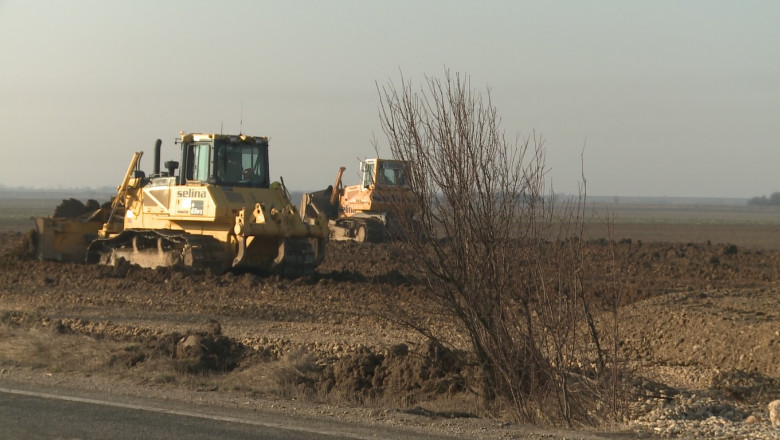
<box><xmin>153</xmin><ymin>139</ymin><xmax>162</xmax><ymax>176</ymax></box>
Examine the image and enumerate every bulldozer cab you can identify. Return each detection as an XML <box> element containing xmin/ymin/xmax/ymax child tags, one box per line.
<box><xmin>179</xmin><ymin>133</ymin><xmax>270</xmax><ymax>188</ymax></box>
<box><xmin>361</xmin><ymin>159</ymin><xmax>408</xmax><ymax>188</ymax></box>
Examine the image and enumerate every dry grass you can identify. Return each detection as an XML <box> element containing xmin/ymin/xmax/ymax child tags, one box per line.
<box><xmin>0</xmin><ymin>323</ymin><xmax>115</xmax><ymax>373</ymax></box>
<box><xmin>0</xmin><ymin>320</ymin><xmax>334</xmax><ymax>404</ymax></box>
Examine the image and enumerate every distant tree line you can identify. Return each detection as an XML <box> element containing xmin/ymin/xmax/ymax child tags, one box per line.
<box><xmin>748</xmin><ymin>192</ymin><xmax>780</xmax><ymax>206</ymax></box>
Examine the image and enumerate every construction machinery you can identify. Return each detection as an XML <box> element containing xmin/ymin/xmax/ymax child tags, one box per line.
<box><xmin>300</xmin><ymin>158</ymin><xmax>418</xmax><ymax>242</ymax></box>
<box><xmin>33</xmin><ymin>133</ymin><xmax>329</xmax><ymax>276</ymax></box>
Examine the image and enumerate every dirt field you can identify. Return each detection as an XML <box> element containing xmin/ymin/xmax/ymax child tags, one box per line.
<box><xmin>1</xmin><ymin>200</ymin><xmax>780</xmax><ymax>438</ymax></box>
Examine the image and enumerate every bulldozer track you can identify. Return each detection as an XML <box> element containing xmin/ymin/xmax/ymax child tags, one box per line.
<box><xmin>85</xmin><ymin>231</ymin><xmax>318</xmax><ymax>277</ymax></box>
<box><xmin>182</xmin><ymin>234</ymin><xmax>231</xmax><ymax>273</ymax></box>
<box><xmin>86</xmin><ymin>230</ymin><xmax>229</xmax><ymax>273</ymax></box>
<box><xmin>273</xmin><ymin>237</ymin><xmax>317</xmax><ymax>277</ymax></box>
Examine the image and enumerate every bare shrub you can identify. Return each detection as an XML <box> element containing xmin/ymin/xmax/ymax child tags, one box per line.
<box><xmin>374</xmin><ymin>70</ymin><xmax>624</xmax><ymax>426</ymax></box>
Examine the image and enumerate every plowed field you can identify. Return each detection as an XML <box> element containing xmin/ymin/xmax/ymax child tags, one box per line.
<box><xmin>1</xmin><ymin>202</ymin><xmax>779</xmax><ymax>438</ymax></box>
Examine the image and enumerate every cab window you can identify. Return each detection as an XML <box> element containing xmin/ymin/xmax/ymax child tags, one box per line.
<box><xmin>362</xmin><ymin>163</ymin><xmax>375</xmax><ymax>187</ymax></box>
<box><xmin>215</xmin><ymin>143</ymin><xmax>268</xmax><ymax>187</ymax></box>
<box><xmin>377</xmin><ymin>162</ymin><xmax>407</xmax><ymax>187</ymax></box>
<box><xmin>184</xmin><ymin>143</ymin><xmax>212</xmax><ymax>182</ymax></box>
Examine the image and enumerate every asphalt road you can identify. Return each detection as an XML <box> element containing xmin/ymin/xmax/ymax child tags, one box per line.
<box><xmin>0</xmin><ymin>383</ymin><xmax>452</xmax><ymax>440</ymax></box>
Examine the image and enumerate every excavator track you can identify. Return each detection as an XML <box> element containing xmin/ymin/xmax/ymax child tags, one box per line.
<box><xmin>333</xmin><ymin>218</ymin><xmax>384</xmax><ymax>243</ymax></box>
<box><xmin>359</xmin><ymin>218</ymin><xmax>385</xmax><ymax>243</ymax></box>
<box><xmin>86</xmin><ymin>230</ymin><xmax>229</xmax><ymax>273</ymax></box>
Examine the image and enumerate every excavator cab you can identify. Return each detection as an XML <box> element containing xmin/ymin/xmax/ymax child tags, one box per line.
<box><xmin>361</xmin><ymin>159</ymin><xmax>409</xmax><ymax>188</ymax></box>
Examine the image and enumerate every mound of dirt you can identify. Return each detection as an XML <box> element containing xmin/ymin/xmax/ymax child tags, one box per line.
<box><xmin>52</xmin><ymin>198</ymin><xmax>104</xmax><ymax>218</ymax></box>
<box><xmin>174</xmin><ymin>321</ymin><xmax>244</xmax><ymax>373</ymax></box>
<box><xmin>318</xmin><ymin>340</ymin><xmax>467</xmax><ymax>405</ymax></box>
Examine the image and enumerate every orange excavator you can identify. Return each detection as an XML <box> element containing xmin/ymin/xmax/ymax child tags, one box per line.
<box><xmin>300</xmin><ymin>159</ymin><xmax>418</xmax><ymax>242</ymax></box>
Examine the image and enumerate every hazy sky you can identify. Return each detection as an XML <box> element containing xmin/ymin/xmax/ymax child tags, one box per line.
<box><xmin>1</xmin><ymin>1</ymin><xmax>778</xmax><ymax>197</ymax></box>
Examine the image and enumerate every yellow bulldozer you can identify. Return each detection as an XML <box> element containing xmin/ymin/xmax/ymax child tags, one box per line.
<box><xmin>300</xmin><ymin>158</ymin><xmax>418</xmax><ymax>242</ymax></box>
<box><xmin>33</xmin><ymin>132</ymin><xmax>330</xmax><ymax>276</ymax></box>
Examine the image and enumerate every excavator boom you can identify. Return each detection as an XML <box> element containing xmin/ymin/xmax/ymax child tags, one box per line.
<box><xmin>329</xmin><ymin>167</ymin><xmax>346</xmax><ymax>206</ymax></box>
